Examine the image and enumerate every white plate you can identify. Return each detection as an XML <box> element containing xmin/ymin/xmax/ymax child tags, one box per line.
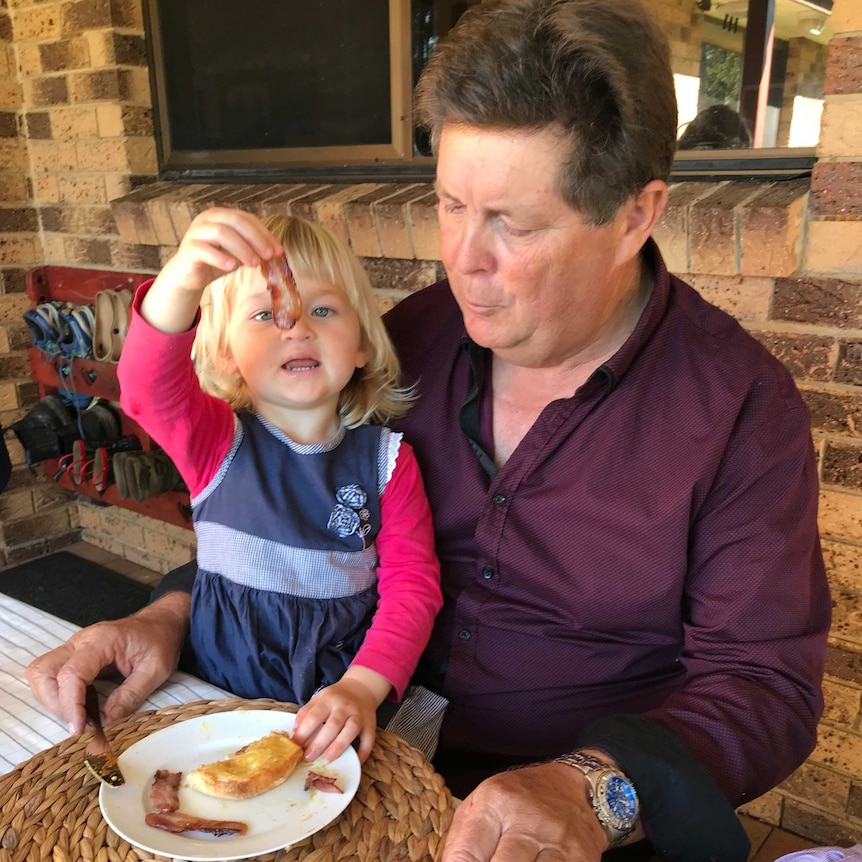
<box><xmin>99</xmin><ymin>709</ymin><xmax>360</xmax><ymax>862</ymax></box>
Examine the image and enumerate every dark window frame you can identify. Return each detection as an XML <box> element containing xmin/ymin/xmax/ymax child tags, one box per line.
<box><xmin>143</xmin><ymin>0</ymin><xmax>424</xmax><ymax>181</ymax></box>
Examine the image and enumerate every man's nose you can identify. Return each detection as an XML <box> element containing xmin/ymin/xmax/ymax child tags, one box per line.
<box><xmin>449</xmin><ymin>221</ymin><xmax>494</xmax><ymax>274</ymax></box>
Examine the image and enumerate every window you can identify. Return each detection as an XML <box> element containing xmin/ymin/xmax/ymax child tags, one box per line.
<box><xmin>143</xmin><ymin>0</ymin><xmax>826</xmax><ymax>184</ymax></box>
<box><xmin>664</xmin><ymin>0</ymin><xmax>831</xmax><ymax>178</ymax></box>
<box><xmin>144</xmin><ymin>0</ymin><xmax>474</xmax><ymax>182</ymax></box>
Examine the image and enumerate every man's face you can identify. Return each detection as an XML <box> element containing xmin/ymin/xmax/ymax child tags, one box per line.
<box><xmin>435</xmin><ymin>124</ymin><xmax>641</xmax><ymax>370</ymax></box>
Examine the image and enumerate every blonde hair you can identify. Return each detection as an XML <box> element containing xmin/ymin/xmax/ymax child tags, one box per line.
<box><xmin>192</xmin><ymin>215</ymin><xmax>412</xmax><ymax>427</ymax></box>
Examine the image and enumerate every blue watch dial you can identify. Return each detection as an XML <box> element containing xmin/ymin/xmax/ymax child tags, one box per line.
<box><xmin>605</xmin><ymin>775</ymin><xmax>638</xmax><ymax>820</ymax></box>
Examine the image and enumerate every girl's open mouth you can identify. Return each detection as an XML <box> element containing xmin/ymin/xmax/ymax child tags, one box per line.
<box><xmin>283</xmin><ymin>358</ymin><xmax>320</xmax><ymax>372</ymax></box>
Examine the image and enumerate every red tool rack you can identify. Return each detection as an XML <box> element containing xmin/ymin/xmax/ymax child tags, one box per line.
<box><xmin>25</xmin><ymin>265</ymin><xmax>193</xmax><ymax>531</ymax></box>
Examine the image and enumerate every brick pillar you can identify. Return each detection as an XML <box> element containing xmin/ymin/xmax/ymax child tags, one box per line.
<box><xmin>0</xmin><ymin>1</ymin><xmax>53</xmax><ymax>564</ymax></box>
<box><xmin>808</xmin><ymin>0</ymin><xmax>862</xmax><ymax>265</ymax></box>
<box><xmin>0</xmin><ymin>0</ymin><xmax>159</xmax><ymax>563</ymax></box>
<box><xmin>760</xmin><ymin>0</ymin><xmax>862</xmax><ymax>844</ymax></box>
<box><xmin>14</xmin><ymin>0</ymin><xmax>159</xmax><ymax>271</ymax></box>
<box><xmin>0</xmin><ymin>0</ymin><xmax>37</xmax><ymax>345</ymax></box>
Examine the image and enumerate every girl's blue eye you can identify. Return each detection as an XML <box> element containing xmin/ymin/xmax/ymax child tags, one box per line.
<box><xmin>253</xmin><ymin>310</ymin><xmax>273</xmax><ymax>321</ymax></box>
<box><xmin>311</xmin><ymin>307</ymin><xmax>333</xmax><ymax>317</ymax></box>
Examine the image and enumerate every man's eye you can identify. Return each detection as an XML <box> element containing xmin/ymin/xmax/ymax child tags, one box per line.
<box><xmin>498</xmin><ymin>218</ymin><xmax>531</xmax><ymax>238</ymax></box>
<box><xmin>439</xmin><ymin>201</ymin><xmax>465</xmax><ymax>216</ymax></box>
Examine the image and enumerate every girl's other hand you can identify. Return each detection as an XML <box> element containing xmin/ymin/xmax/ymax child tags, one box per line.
<box><xmin>292</xmin><ymin>668</ymin><xmax>391</xmax><ymax>764</ymax></box>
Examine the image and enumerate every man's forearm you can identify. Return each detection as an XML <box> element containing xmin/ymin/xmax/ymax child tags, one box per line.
<box><xmin>138</xmin><ymin>588</ymin><xmax>191</xmax><ymax>628</ymax></box>
<box><xmin>148</xmin><ymin>559</ymin><xmax>197</xmax><ymax>604</ymax></box>
<box><xmin>576</xmin><ymin>714</ymin><xmax>749</xmax><ymax>862</ymax></box>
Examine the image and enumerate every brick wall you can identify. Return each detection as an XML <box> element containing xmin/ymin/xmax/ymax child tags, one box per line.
<box><xmin>0</xmin><ymin>0</ymin><xmax>862</xmax><ymax>843</ymax></box>
<box><xmin>0</xmin><ymin>0</ymin><xmax>160</xmax><ymax>564</ymax></box>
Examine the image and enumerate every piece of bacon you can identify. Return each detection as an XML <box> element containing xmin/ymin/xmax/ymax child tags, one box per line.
<box><xmin>145</xmin><ymin>811</ymin><xmax>248</xmax><ymax>837</ymax></box>
<box><xmin>304</xmin><ymin>770</ymin><xmax>343</xmax><ymax>793</ymax></box>
<box><xmin>150</xmin><ymin>769</ymin><xmax>182</xmax><ymax>813</ymax></box>
<box><xmin>260</xmin><ymin>255</ymin><xmax>302</xmax><ymax>330</ymax></box>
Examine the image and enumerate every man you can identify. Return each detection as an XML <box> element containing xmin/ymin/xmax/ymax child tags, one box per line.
<box><xmin>27</xmin><ymin>1</ymin><xmax>829</xmax><ymax>859</ymax></box>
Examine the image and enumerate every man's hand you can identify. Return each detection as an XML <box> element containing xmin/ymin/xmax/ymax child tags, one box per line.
<box><xmin>25</xmin><ymin>592</ymin><xmax>191</xmax><ymax>736</ymax></box>
<box><xmin>441</xmin><ymin>762</ymin><xmax>609</xmax><ymax>862</ymax></box>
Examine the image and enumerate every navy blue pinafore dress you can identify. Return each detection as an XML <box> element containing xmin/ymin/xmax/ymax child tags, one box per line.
<box><xmin>187</xmin><ymin>412</ymin><xmax>393</xmax><ymax>704</ymax></box>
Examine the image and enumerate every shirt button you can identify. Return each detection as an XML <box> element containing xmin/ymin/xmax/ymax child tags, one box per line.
<box><xmin>458</xmin><ymin>629</ymin><xmax>472</xmax><ymax>640</ymax></box>
<box><xmin>492</xmin><ymin>493</ymin><xmax>507</xmax><ymax>505</ymax></box>
<box><xmin>482</xmin><ymin>568</ymin><xmax>494</xmax><ymax>580</ymax></box>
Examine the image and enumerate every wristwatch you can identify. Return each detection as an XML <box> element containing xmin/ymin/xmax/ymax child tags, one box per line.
<box><xmin>554</xmin><ymin>750</ymin><xmax>639</xmax><ymax>849</ymax></box>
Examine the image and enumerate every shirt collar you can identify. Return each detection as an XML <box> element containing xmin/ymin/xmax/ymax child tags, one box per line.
<box><xmin>600</xmin><ymin>237</ymin><xmax>670</xmax><ymax>386</ymax></box>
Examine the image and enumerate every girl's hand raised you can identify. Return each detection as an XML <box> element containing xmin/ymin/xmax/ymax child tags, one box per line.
<box><xmin>142</xmin><ymin>208</ymin><xmax>284</xmax><ymax>335</ymax></box>
<box><xmin>163</xmin><ymin>207</ymin><xmax>282</xmax><ymax>293</ymax></box>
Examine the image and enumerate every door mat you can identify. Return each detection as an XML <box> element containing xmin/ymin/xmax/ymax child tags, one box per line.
<box><xmin>0</xmin><ymin>551</ymin><xmax>151</xmax><ymax>627</ymax></box>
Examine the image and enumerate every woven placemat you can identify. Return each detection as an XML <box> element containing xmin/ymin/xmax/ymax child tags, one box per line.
<box><xmin>0</xmin><ymin>697</ymin><xmax>455</xmax><ymax>862</ymax></box>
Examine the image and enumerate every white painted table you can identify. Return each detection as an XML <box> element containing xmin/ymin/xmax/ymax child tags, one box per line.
<box><xmin>0</xmin><ymin>594</ymin><xmax>230</xmax><ymax>774</ymax></box>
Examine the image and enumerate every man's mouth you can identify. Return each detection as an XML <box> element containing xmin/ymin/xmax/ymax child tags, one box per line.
<box><xmin>458</xmin><ymin>289</ymin><xmax>504</xmax><ymax>315</ymax></box>
<box><xmin>462</xmin><ymin>299</ymin><xmax>501</xmax><ymax>317</ymax></box>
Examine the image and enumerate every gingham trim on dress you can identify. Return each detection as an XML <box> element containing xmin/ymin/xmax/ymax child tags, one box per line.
<box><xmin>193</xmin><ymin>415</ymin><xmax>378</xmax><ymax>506</ymax></box>
<box><xmin>194</xmin><ymin>521</ymin><xmax>379</xmax><ymax>598</ymax></box>
<box><xmin>192</xmin><ymin>414</ymin><xmax>245</xmax><ymax>507</ymax></box>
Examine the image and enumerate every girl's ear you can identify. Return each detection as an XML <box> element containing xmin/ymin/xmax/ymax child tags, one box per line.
<box><xmin>218</xmin><ymin>346</ymin><xmax>239</xmax><ymax>376</ymax></box>
<box><xmin>354</xmin><ymin>330</ymin><xmax>370</xmax><ymax>370</ymax></box>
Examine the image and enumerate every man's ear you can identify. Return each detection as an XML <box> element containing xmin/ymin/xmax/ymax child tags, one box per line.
<box><xmin>614</xmin><ymin>180</ymin><xmax>669</xmax><ymax>266</ymax></box>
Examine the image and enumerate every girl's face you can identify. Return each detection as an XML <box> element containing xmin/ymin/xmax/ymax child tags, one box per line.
<box><xmin>225</xmin><ymin>271</ymin><xmax>368</xmax><ymax>435</ymax></box>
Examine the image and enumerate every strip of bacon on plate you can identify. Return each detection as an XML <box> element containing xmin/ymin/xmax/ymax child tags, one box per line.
<box><xmin>145</xmin><ymin>812</ymin><xmax>248</xmax><ymax>837</ymax></box>
<box><xmin>304</xmin><ymin>771</ymin><xmax>343</xmax><ymax>793</ymax></box>
<box><xmin>150</xmin><ymin>769</ymin><xmax>182</xmax><ymax>813</ymax></box>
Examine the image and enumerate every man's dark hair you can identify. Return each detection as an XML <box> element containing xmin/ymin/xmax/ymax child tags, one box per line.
<box><xmin>415</xmin><ymin>0</ymin><xmax>678</xmax><ymax>225</ymax></box>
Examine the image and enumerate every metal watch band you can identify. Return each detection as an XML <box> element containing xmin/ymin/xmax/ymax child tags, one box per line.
<box><xmin>557</xmin><ymin>751</ymin><xmax>608</xmax><ymax>774</ymax></box>
<box><xmin>554</xmin><ymin>751</ymin><xmax>639</xmax><ymax>850</ymax></box>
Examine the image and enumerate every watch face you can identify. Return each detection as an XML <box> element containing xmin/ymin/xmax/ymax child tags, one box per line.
<box><xmin>597</xmin><ymin>774</ymin><xmax>639</xmax><ymax>829</ymax></box>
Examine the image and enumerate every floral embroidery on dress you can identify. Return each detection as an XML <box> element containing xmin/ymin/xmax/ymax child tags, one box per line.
<box><xmin>336</xmin><ymin>485</ymin><xmax>367</xmax><ymax>509</ymax></box>
<box><xmin>328</xmin><ymin>484</ymin><xmax>371</xmax><ymax>548</ymax></box>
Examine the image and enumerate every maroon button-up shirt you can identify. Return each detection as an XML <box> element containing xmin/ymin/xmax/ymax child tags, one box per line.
<box><xmin>385</xmin><ymin>240</ymin><xmax>830</xmax><ymax>808</ymax></box>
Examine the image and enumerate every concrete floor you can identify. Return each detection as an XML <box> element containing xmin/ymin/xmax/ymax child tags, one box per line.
<box><xmin>62</xmin><ymin>542</ymin><xmax>820</xmax><ymax>862</ymax></box>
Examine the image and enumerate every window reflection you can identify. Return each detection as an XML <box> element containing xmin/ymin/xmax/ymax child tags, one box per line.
<box><xmin>412</xmin><ymin>0</ymin><xmax>828</xmax><ymax>156</ymax></box>
<box><xmin>659</xmin><ymin>0</ymin><xmax>831</xmax><ymax>151</ymax></box>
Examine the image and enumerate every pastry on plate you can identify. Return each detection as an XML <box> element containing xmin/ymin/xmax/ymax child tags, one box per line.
<box><xmin>187</xmin><ymin>730</ymin><xmax>303</xmax><ymax>799</ymax></box>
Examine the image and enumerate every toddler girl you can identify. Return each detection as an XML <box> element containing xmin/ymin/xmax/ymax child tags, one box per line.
<box><xmin>118</xmin><ymin>208</ymin><xmax>442</xmax><ymax>764</ymax></box>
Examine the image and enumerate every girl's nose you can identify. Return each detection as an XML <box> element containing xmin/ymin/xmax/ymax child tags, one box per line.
<box><xmin>281</xmin><ymin>312</ymin><xmax>312</xmax><ymax>338</ymax></box>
